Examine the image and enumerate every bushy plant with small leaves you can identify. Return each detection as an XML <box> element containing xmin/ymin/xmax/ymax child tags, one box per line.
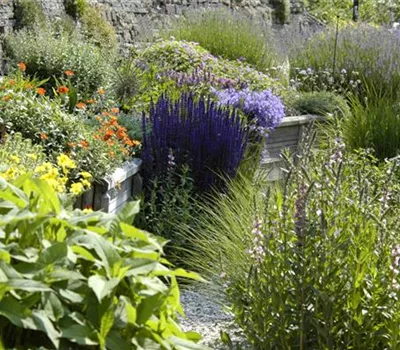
<box><xmin>180</xmin><ymin>131</ymin><xmax>400</xmax><ymax>349</ymax></box>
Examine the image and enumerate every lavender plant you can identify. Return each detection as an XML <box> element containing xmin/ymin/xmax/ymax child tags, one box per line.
<box><xmin>141</xmin><ymin>94</ymin><xmax>249</xmax><ymax>192</ymax></box>
<box><xmin>289</xmin><ymin>24</ymin><xmax>400</xmax><ymax>98</ymax></box>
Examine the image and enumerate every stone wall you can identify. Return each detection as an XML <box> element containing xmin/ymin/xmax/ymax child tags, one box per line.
<box><xmin>0</xmin><ymin>0</ymin><xmax>308</xmax><ymax>45</ymax></box>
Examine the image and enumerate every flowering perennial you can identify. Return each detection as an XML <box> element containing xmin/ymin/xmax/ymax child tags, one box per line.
<box><xmin>142</xmin><ymin>94</ymin><xmax>249</xmax><ymax>191</ymax></box>
<box><xmin>213</xmin><ymin>88</ymin><xmax>285</xmax><ymax>137</ymax></box>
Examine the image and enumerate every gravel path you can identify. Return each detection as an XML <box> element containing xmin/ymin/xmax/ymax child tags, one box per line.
<box><xmin>179</xmin><ymin>286</ymin><xmax>249</xmax><ymax>349</ymax></box>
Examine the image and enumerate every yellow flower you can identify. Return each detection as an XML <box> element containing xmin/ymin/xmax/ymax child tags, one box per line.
<box><xmin>57</xmin><ymin>154</ymin><xmax>76</xmax><ymax>171</ymax></box>
<box><xmin>10</xmin><ymin>155</ymin><xmax>21</xmax><ymax>164</ymax></box>
<box><xmin>27</xmin><ymin>153</ymin><xmax>38</xmax><ymax>161</ymax></box>
<box><xmin>80</xmin><ymin>171</ymin><xmax>92</xmax><ymax>179</ymax></box>
<box><xmin>80</xmin><ymin>179</ymin><xmax>91</xmax><ymax>188</ymax></box>
<box><xmin>70</xmin><ymin>182</ymin><xmax>84</xmax><ymax>195</ymax></box>
<box><xmin>1</xmin><ymin>166</ymin><xmax>19</xmax><ymax>180</ymax></box>
<box><xmin>35</xmin><ymin>162</ymin><xmax>53</xmax><ymax>174</ymax></box>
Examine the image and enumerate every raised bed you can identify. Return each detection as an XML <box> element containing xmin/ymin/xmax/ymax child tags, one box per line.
<box><xmin>261</xmin><ymin>115</ymin><xmax>322</xmax><ymax>180</ymax></box>
<box><xmin>75</xmin><ymin>158</ymin><xmax>142</xmax><ymax>214</ymax></box>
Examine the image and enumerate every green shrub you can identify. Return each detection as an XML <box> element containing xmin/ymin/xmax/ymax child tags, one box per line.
<box><xmin>291</xmin><ymin>91</ymin><xmax>350</xmax><ymax>116</ymax></box>
<box><xmin>290</xmin><ymin>25</ymin><xmax>400</xmax><ymax>98</ymax></box>
<box><xmin>179</xmin><ymin>134</ymin><xmax>400</xmax><ymax>349</ymax></box>
<box><xmin>14</xmin><ymin>0</ymin><xmax>47</xmax><ymax>30</ymax></box>
<box><xmin>4</xmin><ymin>28</ymin><xmax>112</xmax><ymax>97</ymax></box>
<box><xmin>272</xmin><ymin>0</ymin><xmax>291</xmax><ymax>24</ymax></box>
<box><xmin>135</xmin><ymin>165</ymin><xmax>197</xmax><ymax>248</ymax></box>
<box><xmin>166</xmin><ymin>8</ymin><xmax>279</xmax><ymax>72</ymax></box>
<box><xmin>75</xmin><ymin>0</ymin><xmax>118</xmax><ymax>52</ymax></box>
<box><xmin>0</xmin><ymin>176</ymin><xmax>204</xmax><ymax>349</ymax></box>
<box><xmin>342</xmin><ymin>90</ymin><xmax>400</xmax><ymax>160</ymax></box>
<box><xmin>131</xmin><ymin>39</ymin><xmax>284</xmax><ymax>108</ymax></box>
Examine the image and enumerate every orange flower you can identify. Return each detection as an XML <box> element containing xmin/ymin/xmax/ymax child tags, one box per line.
<box><xmin>79</xmin><ymin>140</ymin><xmax>89</xmax><ymax>148</ymax></box>
<box><xmin>86</xmin><ymin>99</ymin><xmax>96</xmax><ymax>104</ymax></box>
<box><xmin>8</xmin><ymin>79</ymin><xmax>16</xmax><ymax>86</ymax></box>
<box><xmin>111</xmin><ymin>107</ymin><xmax>119</xmax><ymax>114</ymax></box>
<box><xmin>64</xmin><ymin>70</ymin><xmax>75</xmax><ymax>77</ymax></box>
<box><xmin>24</xmin><ymin>83</ymin><xmax>33</xmax><ymax>90</ymax></box>
<box><xmin>108</xmin><ymin>151</ymin><xmax>115</xmax><ymax>158</ymax></box>
<box><xmin>103</xmin><ymin>130</ymin><xmax>114</xmax><ymax>141</ymax></box>
<box><xmin>67</xmin><ymin>142</ymin><xmax>75</xmax><ymax>148</ymax></box>
<box><xmin>36</xmin><ymin>87</ymin><xmax>46</xmax><ymax>96</ymax></box>
<box><xmin>109</xmin><ymin>116</ymin><xmax>118</xmax><ymax>125</ymax></box>
<box><xmin>40</xmin><ymin>132</ymin><xmax>48</xmax><ymax>140</ymax></box>
<box><xmin>116</xmin><ymin>128</ymin><xmax>127</xmax><ymax>139</ymax></box>
<box><xmin>132</xmin><ymin>140</ymin><xmax>141</xmax><ymax>147</ymax></box>
<box><xmin>57</xmin><ymin>86</ymin><xmax>69</xmax><ymax>94</ymax></box>
<box><xmin>2</xmin><ymin>95</ymin><xmax>12</xmax><ymax>102</ymax></box>
<box><xmin>101</xmin><ymin>111</ymin><xmax>110</xmax><ymax>117</ymax></box>
<box><xmin>17</xmin><ymin>62</ymin><xmax>26</xmax><ymax>72</ymax></box>
<box><xmin>76</xmin><ymin>102</ymin><xmax>87</xmax><ymax>109</ymax></box>
<box><xmin>97</xmin><ymin>88</ymin><xmax>106</xmax><ymax>95</ymax></box>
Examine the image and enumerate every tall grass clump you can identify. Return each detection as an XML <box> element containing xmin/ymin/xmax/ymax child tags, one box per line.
<box><xmin>342</xmin><ymin>89</ymin><xmax>400</xmax><ymax>160</ymax></box>
<box><xmin>179</xmin><ymin>133</ymin><xmax>400</xmax><ymax>349</ymax></box>
<box><xmin>290</xmin><ymin>24</ymin><xmax>400</xmax><ymax>98</ymax></box>
<box><xmin>166</xmin><ymin>8</ymin><xmax>278</xmax><ymax>72</ymax></box>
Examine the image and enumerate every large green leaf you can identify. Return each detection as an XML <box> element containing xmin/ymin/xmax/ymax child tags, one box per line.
<box><xmin>88</xmin><ymin>275</ymin><xmax>120</xmax><ymax>303</ymax></box>
<box><xmin>169</xmin><ymin>336</ymin><xmax>210</xmax><ymax>350</ymax></box>
<box><xmin>99</xmin><ymin>307</ymin><xmax>114</xmax><ymax>349</ymax></box>
<box><xmin>38</xmin><ymin>242</ymin><xmax>68</xmax><ymax>266</ymax></box>
<box><xmin>106</xmin><ymin>330</ymin><xmax>131</xmax><ymax>350</ymax></box>
<box><xmin>31</xmin><ymin>310</ymin><xmax>60</xmax><ymax>348</ymax></box>
<box><xmin>61</xmin><ymin>324</ymin><xmax>98</xmax><ymax>346</ymax></box>
<box><xmin>72</xmin><ymin>232</ymin><xmax>120</xmax><ymax>275</ymax></box>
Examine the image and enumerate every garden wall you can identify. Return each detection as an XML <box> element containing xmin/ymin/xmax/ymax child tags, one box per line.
<box><xmin>0</xmin><ymin>0</ymin><xmax>309</xmax><ymax>44</ymax></box>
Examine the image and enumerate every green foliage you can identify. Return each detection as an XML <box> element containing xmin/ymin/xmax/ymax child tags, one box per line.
<box><xmin>65</xmin><ymin>0</ymin><xmax>86</xmax><ymax>18</ymax></box>
<box><xmin>76</xmin><ymin>0</ymin><xmax>118</xmax><ymax>52</ymax></box>
<box><xmin>136</xmin><ymin>165</ymin><xmax>197</xmax><ymax>247</ymax></box>
<box><xmin>272</xmin><ymin>0</ymin><xmax>291</xmax><ymax>24</ymax></box>
<box><xmin>4</xmin><ymin>28</ymin><xmax>112</xmax><ymax>97</ymax></box>
<box><xmin>291</xmin><ymin>91</ymin><xmax>350</xmax><ymax>117</ymax></box>
<box><xmin>342</xmin><ymin>89</ymin><xmax>400</xmax><ymax>160</ymax></box>
<box><xmin>308</xmin><ymin>0</ymin><xmax>400</xmax><ymax>24</ymax></box>
<box><xmin>289</xmin><ymin>24</ymin><xmax>400</xmax><ymax>98</ymax></box>
<box><xmin>166</xmin><ymin>8</ymin><xmax>279</xmax><ymax>72</ymax></box>
<box><xmin>179</xmin><ymin>133</ymin><xmax>400</xmax><ymax>349</ymax></box>
<box><xmin>14</xmin><ymin>0</ymin><xmax>47</xmax><ymax>30</ymax></box>
<box><xmin>0</xmin><ymin>176</ymin><xmax>204</xmax><ymax>349</ymax></box>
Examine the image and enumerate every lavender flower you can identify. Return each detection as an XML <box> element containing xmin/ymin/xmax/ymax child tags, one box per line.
<box><xmin>213</xmin><ymin>88</ymin><xmax>285</xmax><ymax>137</ymax></box>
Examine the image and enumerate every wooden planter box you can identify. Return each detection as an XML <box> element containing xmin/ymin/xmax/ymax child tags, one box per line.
<box><xmin>261</xmin><ymin>115</ymin><xmax>322</xmax><ymax>180</ymax></box>
<box><xmin>74</xmin><ymin>158</ymin><xmax>142</xmax><ymax>214</ymax></box>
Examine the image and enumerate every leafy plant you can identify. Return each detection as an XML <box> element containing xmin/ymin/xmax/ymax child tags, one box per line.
<box><xmin>179</xmin><ymin>131</ymin><xmax>400</xmax><ymax>349</ymax></box>
<box><xmin>165</xmin><ymin>8</ymin><xmax>279</xmax><ymax>72</ymax></box>
<box><xmin>135</xmin><ymin>164</ymin><xmax>197</xmax><ymax>246</ymax></box>
<box><xmin>14</xmin><ymin>0</ymin><xmax>47</xmax><ymax>30</ymax></box>
<box><xmin>141</xmin><ymin>94</ymin><xmax>249</xmax><ymax>192</ymax></box>
<box><xmin>291</xmin><ymin>91</ymin><xmax>350</xmax><ymax>117</ymax></box>
<box><xmin>0</xmin><ymin>175</ymin><xmax>205</xmax><ymax>349</ymax></box>
<box><xmin>4</xmin><ymin>27</ymin><xmax>112</xmax><ymax>96</ymax></box>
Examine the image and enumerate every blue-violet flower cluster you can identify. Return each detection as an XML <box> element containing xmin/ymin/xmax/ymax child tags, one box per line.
<box><xmin>213</xmin><ymin>88</ymin><xmax>285</xmax><ymax>137</ymax></box>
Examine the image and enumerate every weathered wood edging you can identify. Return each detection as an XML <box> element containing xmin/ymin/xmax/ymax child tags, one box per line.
<box><xmin>262</xmin><ymin>114</ymin><xmax>322</xmax><ymax>180</ymax></box>
<box><xmin>75</xmin><ymin>158</ymin><xmax>142</xmax><ymax>213</ymax></box>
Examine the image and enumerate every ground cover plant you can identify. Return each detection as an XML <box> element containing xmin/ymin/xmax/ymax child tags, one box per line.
<box><xmin>0</xmin><ymin>175</ymin><xmax>204</xmax><ymax>349</ymax></box>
